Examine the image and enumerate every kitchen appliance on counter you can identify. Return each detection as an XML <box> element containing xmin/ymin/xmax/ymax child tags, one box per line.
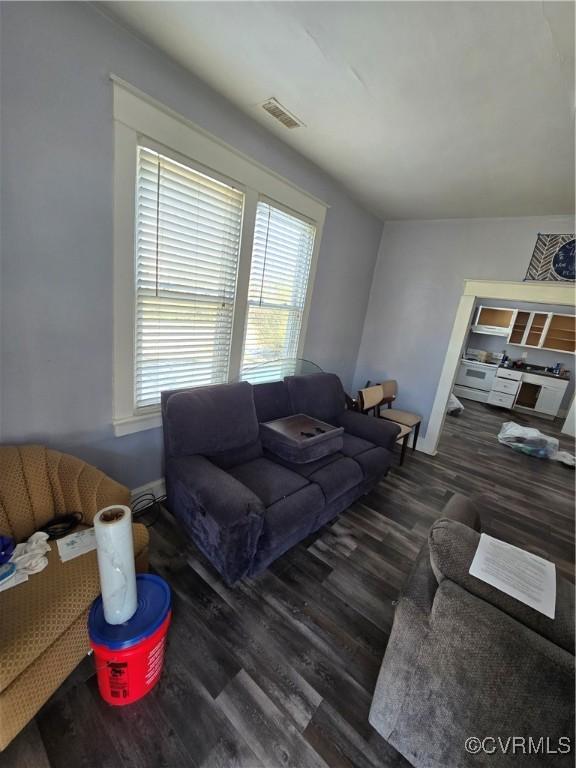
<box><xmin>462</xmin><ymin>348</ymin><xmax>503</xmax><ymax>365</ymax></box>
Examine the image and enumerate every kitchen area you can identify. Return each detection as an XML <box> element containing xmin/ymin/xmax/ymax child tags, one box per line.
<box><xmin>453</xmin><ymin>301</ymin><xmax>574</xmax><ymax>422</ymax></box>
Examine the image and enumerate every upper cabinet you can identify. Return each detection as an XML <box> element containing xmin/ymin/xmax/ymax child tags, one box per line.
<box><xmin>542</xmin><ymin>314</ymin><xmax>576</xmax><ymax>353</ymax></box>
<box><xmin>472</xmin><ymin>305</ymin><xmax>575</xmax><ymax>354</ymax></box>
<box><xmin>523</xmin><ymin>312</ymin><xmax>549</xmax><ymax>348</ymax></box>
<box><xmin>471</xmin><ymin>306</ymin><xmax>515</xmax><ymax>336</ymax></box>
<box><xmin>508</xmin><ymin>311</ymin><xmax>530</xmax><ymax>344</ymax></box>
<box><xmin>474</xmin><ymin>306</ymin><xmax>576</xmax><ymax>354</ymax></box>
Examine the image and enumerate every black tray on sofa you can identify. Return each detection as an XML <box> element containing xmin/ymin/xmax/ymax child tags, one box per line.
<box><xmin>260</xmin><ymin>414</ymin><xmax>343</xmax><ymax>464</ymax></box>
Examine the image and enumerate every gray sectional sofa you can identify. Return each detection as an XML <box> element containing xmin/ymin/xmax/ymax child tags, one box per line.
<box><xmin>369</xmin><ymin>494</ymin><xmax>575</xmax><ymax>768</ymax></box>
<box><xmin>161</xmin><ymin>372</ymin><xmax>400</xmax><ymax>584</ymax></box>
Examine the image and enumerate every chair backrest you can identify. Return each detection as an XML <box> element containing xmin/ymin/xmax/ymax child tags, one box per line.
<box><xmin>162</xmin><ymin>381</ymin><xmax>262</xmax><ymax>466</ymax></box>
<box><xmin>358</xmin><ymin>380</ymin><xmax>397</xmax><ymax>413</ymax></box>
<box><xmin>0</xmin><ymin>445</ymin><xmax>129</xmax><ymax>541</ymax></box>
<box><xmin>381</xmin><ymin>380</ymin><xmax>398</xmax><ymax>402</ymax></box>
<box><xmin>358</xmin><ymin>384</ymin><xmax>385</xmax><ymax>412</ymax></box>
<box><xmin>284</xmin><ymin>373</ymin><xmax>346</xmax><ymax>424</ymax></box>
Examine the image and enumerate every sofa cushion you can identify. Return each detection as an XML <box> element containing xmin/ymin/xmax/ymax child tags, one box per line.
<box><xmin>352</xmin><ymin>446</ymin><xmax>392</xmax><ymax>482</ymax></box>
<box><xmin>259</xmin><ymin>484</ymin><xmax>325</xmax><ymax>557</ymax></box>
<box><xmin>271</xmin><ymin>451</ymin><xmax>342</xmax><ymax>478</ymax></box>
<box><xmin>308</xmin><ymin>456</ymin><xmax>364</xmax><ymax>502</ymax></box>
<box><xmin>207</xmin><ymin>440</ymin><xmax>263</xmax><ymax>471</ymax></box>
<box><xmin>0</xmin><ymin>523</ymin><xmax>148</xmax><ymax>694</ymax></box>
<box><xmin>285</xmin><ymin>373</ymin><xmax>345</xmax><ymax>424</ymax></box>
<box><xmin>228</xmin><ymin>457</ymin><xmax>310</xmax><ymax>508</ymax></box>
<box><xmin>164</xmin><ymin>381</ymin><xmax>259</xmax><ymax>459</ymax></box>
<box><xmin>429</xmin><ymin>519</ymin><xmax>575</xmax><ymax>655</ymax></box>
<box><xmin>253</xmin><ymin>380</ymin><xmax>292</xmax><ymax>423</ymax></box>
<box><xmin>341</xmin><ymin>433</ymin><xmax>375</xmax><ymax>457</ymax></box>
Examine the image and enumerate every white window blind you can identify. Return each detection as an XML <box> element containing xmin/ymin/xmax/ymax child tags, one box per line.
<box><xmin>135</xmin><ymin>146</ymin><xmax>244</xmax><ymax>408</ymax></box>
<box><xmin>240</xmin><ymin>201</ymin><xmax>316</xmax><ymax>382</ymax></box>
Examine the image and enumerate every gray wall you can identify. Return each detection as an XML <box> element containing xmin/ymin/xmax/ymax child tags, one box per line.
<box><xmin>0</xmin><ymin>2</ymin><xmax>383</xmax><ymax>488</ymax></box>
<box><xmin>354</xmin><ymin>215</ymin><xmax>575</xmax><ymax>436</ymax></box>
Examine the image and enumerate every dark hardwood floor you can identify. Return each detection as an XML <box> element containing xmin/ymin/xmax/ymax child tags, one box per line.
<box><xmin>2</xmin><ymin>401</ymin><xmax>574</xmax><ymax>768</ymax></box>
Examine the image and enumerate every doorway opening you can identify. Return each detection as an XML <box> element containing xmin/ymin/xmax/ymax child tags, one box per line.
<box><xmin>425</xmin><ymin>280</ymin><xmax>575</xmax><ymax>455</ymax></box>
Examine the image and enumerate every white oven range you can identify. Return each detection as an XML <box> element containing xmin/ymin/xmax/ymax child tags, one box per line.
<box><xmin>454</xmin><ymin>359</ymin><xmax>498</xmax><ymax>402</ymax></box>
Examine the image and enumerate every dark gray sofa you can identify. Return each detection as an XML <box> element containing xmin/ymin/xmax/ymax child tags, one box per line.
<box><xmin>161</xmin><ymin>372</ymin><xmax>400</xmax><ymax>584</ymax></box>
<box><xmin>369</xmin><ymin>494</ymin><xmax>575</xmax><ymax>768</ymax></box>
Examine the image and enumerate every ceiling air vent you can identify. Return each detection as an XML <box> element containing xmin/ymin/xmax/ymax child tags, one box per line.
<box><xmin>261</xmin><ymin>98</ymin><xmax>304</xmax><ymax>129</ymax></box>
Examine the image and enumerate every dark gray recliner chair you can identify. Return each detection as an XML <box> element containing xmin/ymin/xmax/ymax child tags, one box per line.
<box><xmin>370</xmin><ymin>494</ymin><xmax>575</xmax><ymax>768</ymax></box>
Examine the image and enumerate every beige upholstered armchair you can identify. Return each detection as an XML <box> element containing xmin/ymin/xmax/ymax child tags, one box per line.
<box><xmin>0</xmin><ymin>445</ymin><xmax>149</xmax><ymax>750</ymax></box>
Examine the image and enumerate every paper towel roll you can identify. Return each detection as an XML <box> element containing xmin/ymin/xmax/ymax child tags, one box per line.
<box><xmin>94</xmin><ymin>505</ymin><xmax>137</xmax><ymax>625</ymax></box>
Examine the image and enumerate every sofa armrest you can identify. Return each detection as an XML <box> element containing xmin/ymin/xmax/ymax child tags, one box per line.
<box><xmin>429</xmin><ymin>519</ymin><xmax>575</xmax><ymax>654</ymax></box>
<box><xmin>338</xmin><ymin>410</ymin><xmax>401</xmax><ymax>451</ymax></box>
<box><xmin>169</xmin><ymin>455</ymin><xmax>265</xmax><ymax>527</ymax></box>
<box><xmin>371</xmin><ymin>579</ymin><xmax>575</xmax><ymax>763</ymax></box>
<box><xmin>167</xmin><ymin>455</ymin><xmax>265</xmax><ymax>584</ymax></box>
<box><xmin>437</xmin><ymin>492</ymin><xmax>481</xmax><ymax>531</ymax></box>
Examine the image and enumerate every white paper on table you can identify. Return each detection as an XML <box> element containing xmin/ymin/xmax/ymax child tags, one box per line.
<box><xmin>469</xmin><ymin>533</ymin><xmax>556</xmax><ymax>619</ymax></box>
<box><xmin>0</xmin><ymin>570</ymin><xmax>28</xmax><ymax>593</ymax></box>
<box><xmin>57</xmin><ymin>528</ymin><xmax>97</xmax><ymax>562</ymax></box>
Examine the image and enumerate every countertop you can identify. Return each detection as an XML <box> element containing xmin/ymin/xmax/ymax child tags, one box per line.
<box><xmin>499</xmin><ymin>365</ymin><xmax>570</xmax><ymax>382</ymax></box>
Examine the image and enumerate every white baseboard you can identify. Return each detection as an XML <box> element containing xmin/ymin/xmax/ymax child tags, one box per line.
<box><xmin>414</xmin><ymin>435</ymin><xmax>437</xmax><ymax>456</ymax></box>
<box><xmin>131</xmin><ymin>478</ymin><xmax>166</xmax><ymax>502</ymax></box>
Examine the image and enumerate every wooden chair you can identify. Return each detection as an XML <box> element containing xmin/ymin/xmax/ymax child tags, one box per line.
<box><xmin>377</xmin><ymin>380</ymin><xmax>422</xmax><ymax>452</ymax></box>
<box><xmin>358</xmin><ymin>382</ymin><xmax>422</xmax><ymax>463</ymax></box>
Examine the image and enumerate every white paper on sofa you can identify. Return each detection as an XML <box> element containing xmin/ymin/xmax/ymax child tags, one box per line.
<box><xmin>57</xmin><ymin>527</ymin><xmax>97</xmax><ymax>562</ymax></box>
<box><xmin>469</xmin><ymin>534</ymin><xmax>556</xmax><ymax>619</ymax></box>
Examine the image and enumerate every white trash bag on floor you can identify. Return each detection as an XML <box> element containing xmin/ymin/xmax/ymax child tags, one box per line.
<box><xmin>447</xmin><ymin>393</ymin><xmax>464</xmax><ymax>416</ymax></box>
<box><xmin>497</xmin><ymin>421</ymin><xmax>574</xmax><ymax>465</ymax></box>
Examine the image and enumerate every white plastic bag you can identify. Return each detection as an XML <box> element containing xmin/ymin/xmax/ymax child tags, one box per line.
<box><xmin>497</xmin><ymin>422</ymin><xmax>559</xmax><ymax>459</ymax></box>
<box><xmin>554</xmin><ymin>451</ymin><xmax>575</xmax><ymax>467</ymax></box>
<box><xmin>447</xmin><ymin>393</ymin><xmax>464</xmax><ymax>415</ymax></box>
<box><xmin>498</xmin><ymin>422</ymin><xmax>575</xmax><ymax>465</ymax></box>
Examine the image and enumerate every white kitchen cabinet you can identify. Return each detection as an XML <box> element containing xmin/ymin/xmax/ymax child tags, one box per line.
<box><xmin>514</xmin><ymin>372</ymin><xmax>569</xmax><ymax>419</ymax></box>
<box><xmin>488</xmin><ymin>368</ymin><xmax>520</xmax><ymax>409</ymax></box>
<box><xmin>535</xmin><ymin>384</ymin><xmax>565</xmax><ymax>416</ymax></box>
<box><xmin>523</xmin><ymin>313</ymin><xmax>550</xmax><ymax>348</ymax></box>
<box><xmin>487</xmin><ymin>367</ymin><xmax>568</xmax><ymax>419</ymax></box>
<box><xmin>492</xmin><ymin>377</ymin><xmax>520</xmax><ymax>395</ymax></box>
<box><xmin>496</xmin><ymin>368</ymin><xmax>522</xmax><ymax>382</ymax></box>
<box><xmin>508</xmin><ymin>310</ymin><xmax>575</xmax><ymax>354</ymax></box>
<box><xmin>487</xmin><ymin>390</ymin><xmax>516</xmax><ymax>408</ymax></box>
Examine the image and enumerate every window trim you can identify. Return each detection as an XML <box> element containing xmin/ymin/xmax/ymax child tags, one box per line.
<box><xmin>239</xmin><ymin>200</ymin><xmax>318</xmax><ymax>379</ymax></box>
<box><xmin>112</xmin><ymin>77</ymin><xmax>327</xmax><ymax>436</ymax></box>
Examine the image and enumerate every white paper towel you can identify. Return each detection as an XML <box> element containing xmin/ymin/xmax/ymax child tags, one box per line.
<box><xmin>94</xmin><ymin>505</ymin><xmax>137</xmax><ymax>625</ymax></box>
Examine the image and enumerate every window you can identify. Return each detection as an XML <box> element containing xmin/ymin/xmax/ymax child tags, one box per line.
<box><xmin>112</xmin><ymin>79</ymin><xmax>326</xmax><ymax>436</ymax></box>
<box><xmin>240</xmin><ymin>202</ymin><xmax>316</xmax><ymax>381</ymax></box>
<box><xmin>135</xmin><ymin>147</ymin><xmax>244</xmax><ymax>409</ymax></box>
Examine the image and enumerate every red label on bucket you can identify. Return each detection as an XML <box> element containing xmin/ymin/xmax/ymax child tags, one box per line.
<box><xmin>108</xmin><ymin>661</ymin><xmax>130</xmax><ymax>700</ymax></box>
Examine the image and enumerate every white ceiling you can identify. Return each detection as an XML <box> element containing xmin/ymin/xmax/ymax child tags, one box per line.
<box><xmin>104</xmin><ymin>2</ymin><xmax>575</xmax><ymax>220</ymax></box>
